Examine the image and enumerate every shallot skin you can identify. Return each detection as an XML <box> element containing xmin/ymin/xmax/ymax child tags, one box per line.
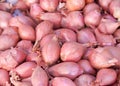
<box><xmin>95</xmin><ymin>68</ymin><xmax>117</xmax><ymax>85</ymax></box>
<box><xmin>0</xmin><ymin>11</ymin><xmax>12</xmax><ymax>28</ymax></box>
<box><xmin>51</xmin><ymin>77</ymin><xmax>76</xmax><ymax>86</ymax></box>
<box><xmin>74</xmin><ymin>74</ymin><xmax>95</xmax><ymax>86</ymax></box>
<box><xmin>88</xmin><ymin>46</ymin><xmax>119</xmax><ymax>69</ymax></box>
<box><xmin>39</xmin><ymin>0</ymin><xmax>59</xmax><ymax>12</ymax></box>
<box><xmin>61</xmin><ymin>11</ymin><xmax>84</xmax><ymax>31</ymax></box>
<box><xmin>1</xmin><ymin>0</ymin><xmax>120</xmax><ymax>85</ymax></box>
<box><xmin>77</xmin><ymin>28</ymin><xmax>97</xmax><ymax>44</ymax></box>
<box><xmin>48</xmin><ymin>62</ymin><xmax>83</xmax><ymax>79</ymax></box>
<box><xmin>99</xmin><ymin>0</ymin><xmax>112</xmax><ymax>10</ymax></box>
<box><xmin>31</xmin><ymin>66</ymin><xmax>48</xmax><ymax>86</ymax></box>
<box><xmin>0</xmin><ymin>69</ymin><xmax>10</xmax><ymax>86</ymax></box>
<box><xmin>55</xmin><ymin>28</ymin><xmax>77</xmax><ymax>43</ymax></box>
<box><xmin>60</xmin><ymin>42</ymin><xmax>86</xmax><ymax>62</ymax></box>
<box><xmin>78</xmin><ymin>60</ymin><xmax>96</xmax><ymax>75</ymax></box>
<box><xmin>109</xmin><ymin>0</ymin><xmax>120</xmax><ymax>20</ymax></box>
<box><xmin>66</xmin><ymin>0</ymin><xmax>85</xmax><ymax>11</ymax></box>
<box><xmin>13</xmin><ymin>61</ymin><xmax>37</xmax><ymax>78</ymax></box>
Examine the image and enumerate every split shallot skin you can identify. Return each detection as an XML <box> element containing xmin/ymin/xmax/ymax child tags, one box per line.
<box><xmin>0</xmin><ymin>0</ymin><xmax>120</xmax><ymax>85</ymax></box>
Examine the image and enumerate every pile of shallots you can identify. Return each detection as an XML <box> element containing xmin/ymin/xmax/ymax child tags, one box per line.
<box><xmin>0</xmin><ymin>0</ymin><xmax>120</xmax><ymax>86</ymax></box>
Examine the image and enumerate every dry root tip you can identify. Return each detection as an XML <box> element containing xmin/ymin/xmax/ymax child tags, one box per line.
<box><xmin>10</xmin><ymin>71</ymin><xmax>21</xmax><ymax>81</ymax></box>
<box><xmin>32</xmin><ymin>41</ymin><xmax>40</xmax><ymax>52</ymax></box>
<box><xmin>93</xmin><ymin>80</ymin><xmax>101</xmax><ymax>86</ymax></box>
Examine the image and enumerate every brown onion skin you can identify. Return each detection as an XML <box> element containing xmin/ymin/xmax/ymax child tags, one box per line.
<box><xmin>0</xmin><ymin>69</ymin><xmax>9</xmax><ymax>86</ymax></box>
<box><xmin>31</xmin><ymin>66</ymin><xmax>48</xmax><ymax>86</ymax></box>
<box><xmin>61</xmin><ymin>11</ymin><xmax>84</xmax><ymax>31</ymax></box>
<box><xmin>41</xmin><ymin>34</ymin><xmax>60</xmax><ymax>65</ymax></box>
<box><xmin>95</xmin><ymin>68</ymin><xmax>117</xmax><ymax>85</ymax></box>
<box><xmin>55</xmin><ymin>28</ymin><xmax>77</xmax><ymax>43</ymax></box>
<box><xmin>88</xmin><ymin>47</ymin><xmax>118</xmax><ymax>69</ymax></box>
<box><xmin>66</xmin><ymin>0</ymin><xmax>85</xmax><ymax>11</ymax></box>
<box><xmin>78</xmin><ymin>60</ymin><xmax>96</xmax><ymax>75</ymax></box>
<box><xmin>39</xmin><ymin>0</ymin><xmax>59</xmax><ymax>12</ymax></box>
<box><xmin>40</xmin><ymin>12</ymin><xmax>62</xmax><ymax>28</ymax></box>
<box><xmin>48</xmin><ymin>62</ymin><xmax>83</xmax><ymax>79</ymax></box>
<box><xmin>77</xmin><ymin>28</ymin><xmax>97</xmax><ymax>44</ymax></box>
<box><xmin>74</xmin><ymin>74</ymin><xmax>95</xmax><ymax>86</ymax></box>
<box><xmin>13</xmin><ymin>62</ymin><xmax>37</xmax><ymax>78</ymax></box>
<box><xmin>51</xmin><ymin>77</ymin><xmax>76</xmax><ymax>86</ymax></box>
<box><xmin>60</xmin><ymin>42</ymin><xmax>86</xmax><ymax>62</ymax></box>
